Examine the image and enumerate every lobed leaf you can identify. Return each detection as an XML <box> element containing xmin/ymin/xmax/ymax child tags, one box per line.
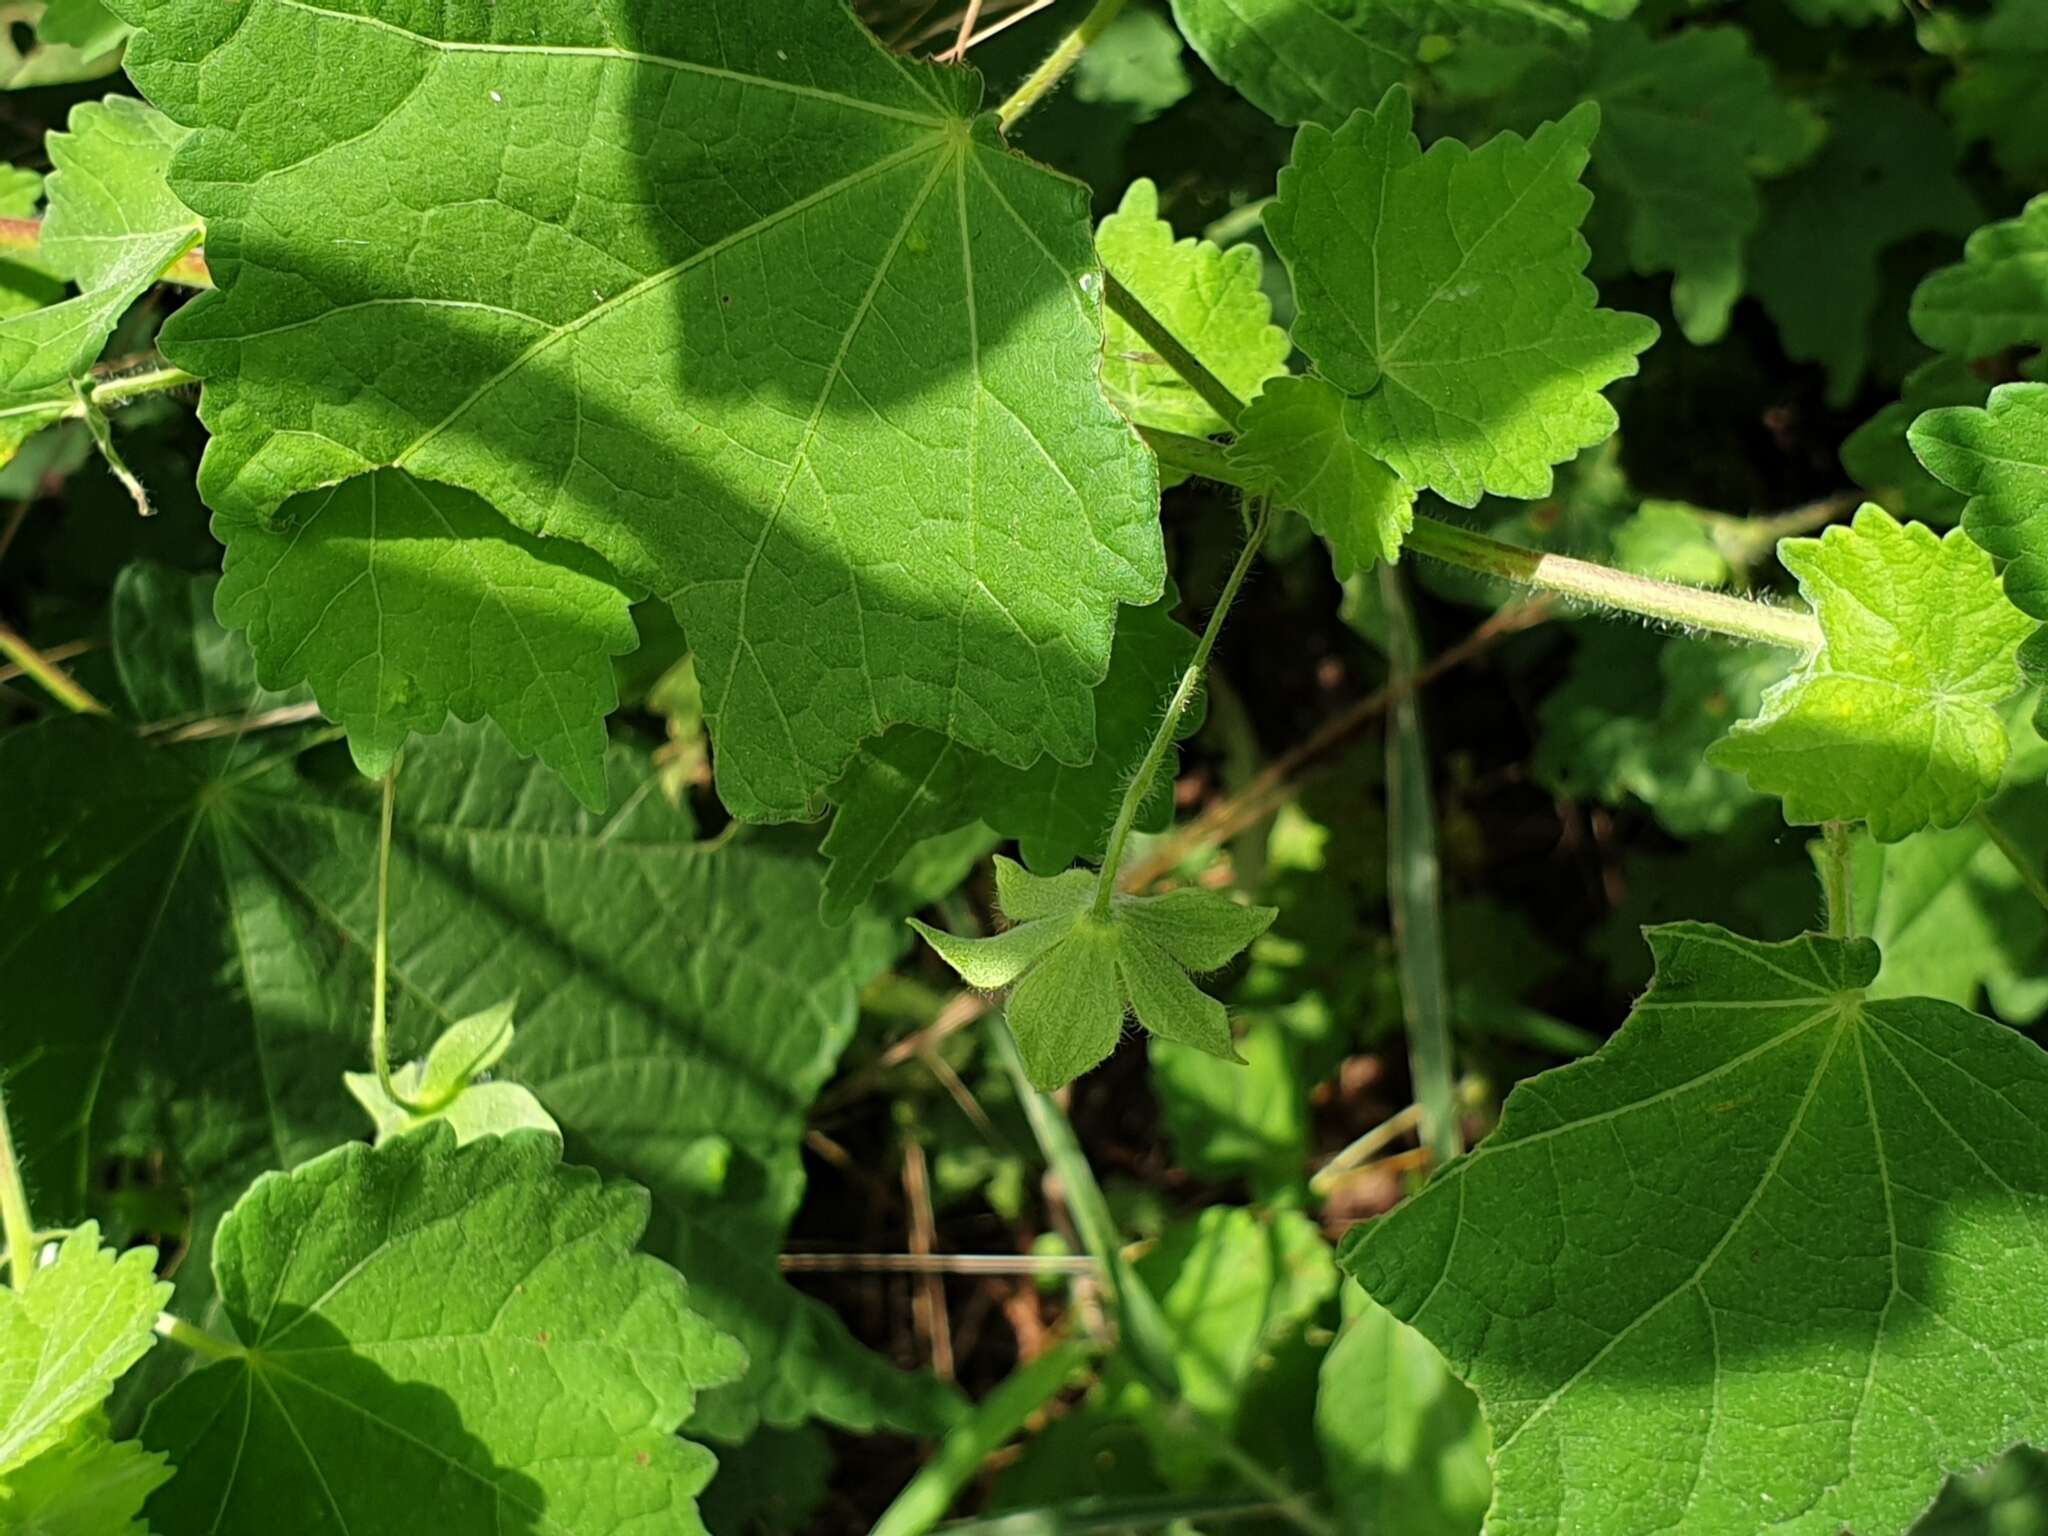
<box><xmin>111</xmin><ymin>0</ymin><xmax>1164</xmax><ymax>823</ymax></box>
<box><xmin>1909</xmin><ymin>194</ymin><xmax>2048</xmax><ymax>361</ymax></box>
<box><xmin>1346</xmin><ymin>923</ymin><xmax>2048</xmax><ymax>1536</ymax></box>
<box><xmin>1228</xmin><ymin>375</ymin><xmax>1413</xmax><ymax>574</ymax></box>
<box><xmin>1707</xmin><ymin>506</ymin><xmax>2030</xmax><ymax>842</ymax></box>
<box><xmin>0</xmin><ymin>1416</ymin><xmax>171</xmax><ymax>1536</ymax></box>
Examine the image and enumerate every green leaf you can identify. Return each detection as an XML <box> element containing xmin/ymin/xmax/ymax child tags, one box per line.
<box><xmin>0</xmin><ymin>1417</ymin><xmax>172</xmax><ymax>1536</ymax></box>
<box><xmin>1072</xmin><ymin>9</ymin><xmax>1192</xmax><ymax>123</ymax></box>
<box><xmin>112</xmin><ymin>0</ymin><xmax>1163</xmax><ymax>824</ymax></box>
<box><xmin>0</xmin><ymin>96</ymin><xmax>195</xmax><ymax>397</ymax></box>
<box><xmin>344</xmin><ymin>997</ymin><xmax>563</xmax><ymax>1145</ymax></box>
<box><xmin>1265</xmin><ymin>86</ymin><xmax>1657</xmax><ymax>506</ymax></box>
<box><xmin>1909</xmin><ymin>194</ymin><xmax>2048</xmax><ymax>361</ymax></box>
<box><xmin>1095</xmin><ymin>178</ymin><xmax>1289</xmax><ymax>435</ymax></box>
<box><xmin>909</xmin><ymin>856</ymin><xmax>1275</xmax><ymax>1089</ymax></box>
<box><xmin>214</xmin><ymin>470</ymin><xmax>639</xmax><ymax>810</ymax></box>
<box><xmin>1707</xmin><ymin>506</ymin><xmax>2030</xmax><ymax>842</ymax></box>
<box><xmin>1537</xmin><ymin>627</ymin><xmax>1786</xmax><ymax>837</ymax></box>
<box><xmin>37</xmin><ymin>0</ymin><xmax>132</xmax><ymax>61</ymax></box>
<box><xmin>1315</xmin><ymin>1282</ymin><xmax>1488</xmax><ymax>1536</ymax></box>
<box><xmin>1554</xmin><ymin>24</ymin><xmax>1814</xmax><ymax>345</ymax></box>
<box><xmin>0</xmin><ymin>563</ymin><xmax>953</xmax><ymax>1442</ymax></box>
<box><xmin>0</xmin><ymin>1228</ymin><xmax>168</xmax><ymax>1476</ymax></box>
<box><xmin>1345</xmin><ymin>922</ymin><xmax>2048</xmax><ymax>1536</ymax></box>
<box><xmin>1843</xmin><ymin>357</ymin><xmax>1990</xmax><ymax>524</ymax></box>
<box><xmin>1228</xmin><ymin>374</ymin><xmax>1413</xmax><ymax>574</ymax></box>
<box><xmin>1910</xmin><ymin>383</ymin><xmax>2048</xmax><ymax>713</ymax></box>
<box><xmin>1750</xmin><ymin>88</ymin><xmax>1980</xmax><ymax>405</ymax></box>
<box><xmin>819</xmin><ymin>593</ymin><xmax>1199</xmax><ymax>921</ymax></box>
<box><xmin>139</xmin><ymin>1126</ymin><xmax>742</xmax><ymax>1536</ymax></box>
<box><xmin>1153</xmin><ymin>1020</ymin><xmax>1307</xmax><ymax>1198</ymax></box>
<box><xmin>1166</xmin><ymin>0</ymin><xmax>1588</xmax><ymax>128</ymax></box>
<box><xmin>1936</xmin><ymin>0</ymin><xmax>2048</xmax><ymax>184</ymax></box>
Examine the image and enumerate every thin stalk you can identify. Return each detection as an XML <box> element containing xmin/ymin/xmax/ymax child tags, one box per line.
<box><xmin>1102</xmin><ymin>273</ymin><xmax>1244</xmax><ymax>430</ymax></box>
<box><xmin>1403</xmin><ymin>516</ymin><xmax>1821</xmax><ymax>652</ymax></box>
<box><xmin>1203</xmin><ymin>197</ymin><xmax>1274</xmax><ymax>248</ymax></box>
<box><xmin>935</xmin><ymin>1491</ymin><xmax>1305</xmax><ymax>1534</ymax></box>
<box><xmin>0</xmin><ymin>1080</ymin><xmax>38</xmax><ymax>1291</ymax></box>
<box><xmin>1977</xmin><ymin>806</ymin><xmax>2048</xmax><ymax>915</ymax></box>
<box><xmin>991</xmin><ymin>1018</ymin><xmax>1181</xmax><ymax>1394</ymax></box>
<box><xmin>1092</xmin><ymin>500</ymin><xmax>1271</xmax><ymax>916</ymax></box>
<box><xmin>153</xmin><ymin>1311</ymin><xmax>242</xmax><ymax>1362</ymax></box>
<box><xmin>1136</xmin><ymin>425</ymin><xmax>1235</xmax><ymax>485</ymax></box>
<box><xmin>994</xmin><ymin>0</ymin><xmax>1130</xmax><ymax>131</ymax></box>
<box><xmin>868</xmin><ymin>1335</ymin><xmax>1098</xmax><ymax>1536</ymax></box>
<box><xmin>1311</xmin><ymin>1104</ymin><xmax>1422</xmax><ymax>1197</ymax></box>
<box><xmin>1819</xmin><ymin>822</ymin><xmax>1856</xmax><ymax>938</ymax></box>
<box><xmin>72</xmin><ymin>379</ymin><xmax>153</xmax><ymax>516</ymax></box>
<box><xmin>0</xmin><ymin>618</ymin><xmax>105</xmax><ymax>713</ymax></box>
<box><xmin>1378</xmin><ymin>564</ymin><xmax>1460</xmax><ymax>1169</ymax></box>
<box><xmin>369</xmin><ymin>759</ymin><xmax>432</xmax><ymax>1116</ymax></box>
<box><xmin>89</xmin><ymin>365</ymin><xmax>199</xmax><ymax>411</ymax></box>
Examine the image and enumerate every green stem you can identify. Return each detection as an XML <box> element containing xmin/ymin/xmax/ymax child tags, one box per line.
<box><xmin>868</xmin><ymin>1335</ymin><xmax>1098</xmax><ymax>1536</ymax></box>
<box><xmin>72</xmin><ymin>379</ymin><xmax>153</xmax><ymax>517</ymax></box>
<box><xmin>1102</xmin><ymin>272</ymin><xmax>1245</xmax><ymax>430</ymax></box>
<box><xmin>1137</xmin><ymin>424</ymin><xmax>1236</xmax><ymax>484</ymax></box>
<box><xmin>1093</xmin><ymin>500</ymin><xmax>1271</xmax><ymax>916</ymax></box>
<box><xmin>89</xmin><ymin>365</ymin><xmax>199</xmax><ymax>411</ymax></box>
<box><xmin>936</xmin><ymin>1492</ymin><xmax>1306</xmax><ymax>1534</ymax></box>
<box><xmin>1819</xmin><ymin>822</ymin><xmax>1856</xmax><ymax>939</ymax></box>
<box><xmin>1976</xmin><ymin>806</ymin><xmax>2048</xmax><ymax>915</ymax></box>
<box><xmin>0</xmin><ymin>1080</ymin><xmax>38</xmax><ymax>1291</ymax></box>
<box><xmin>369</xmin><ymin>759</ymin><xmax>432</xmax><ymax>1116</ymax></box>
<box><xmin>0</xmin><ymin>618</ymin><xmax>105</xmax><ymax>714</ymax></box>
<box><xmin>1378</xmin><ymin>564</ymin><xmax>1461</xmax><ymax>1170</ymax></box>
<box><xmin>1403</xmin><ymin>516</ymin><xmax>1821</xmax><ymax>653</ymax></box>
<box><xmin>153</xmin><ymin>1311</ymin><xmax>242</xmax><ymax>1362</ymax></box>
<box><xmin>994</xmin><ymin>0</ymin><xmax>1131</xmax><ymax>131</ymax></box>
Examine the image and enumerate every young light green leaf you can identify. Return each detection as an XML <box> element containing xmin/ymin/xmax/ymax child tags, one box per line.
<box><xmin>820</xmin><ymin>594</ymin><xmax>1200</xmax><ymax>921</ymax></box>
<box><xmin>0</xmin><ymin>1228</ymin><xmax>168</xmax><ymax>1476</ymax></box>
<box><xmin>1707</xmin><ymin>506</ymin><xmax>2030</xmax><ymax>842</ymax></box>
<box><xmin>112</xmin><ymin>0</ymin><xmax>1163</xmax><ymax>823</ymax></box>
<box><xmin>1167</xmin><ymin>0</ymin><xmax>1588</xmax><ymax>128</ymax></box>
<box><xmin>1265</xmin><ymin>87</ymin><xmax>1658</xmax><ymax>506</ymax></box>
<box><xmin>910</xmin><ymin>857</ymin><xmax>1276</xmax><ymax>1089</ymax></box>
<box><xmin>343</xmin><ymin>996</ymin><xmax>562</xmax><ymax>1145</ymax></box>
<box><xmin>1750</xmin><ymin>89</ymin><xmax>1980</xmax><ymax>405</ymax></box>
<box><xmin>1908</xmin><ymin>194</ymin><xmax>2048</xmax><ymax>360</ymax></box>
<box><xmin>0</xmin><ymin>96</ymin><xmax>196</xmax><ymax>398</ymax></box>
<box><xmin>0</xmin><ymin>564</ymin><xmax>952</xmax><ymax>1444</ymax></box>
<box><xmin>1316</xmin><ymin>1282</ymin><xmax>1489</xmax><ymax>1536</ymax></box>
<box><xmin>1345</xmin><ymin>923</ymin><xmax>2048</xmax><ymax>1536</ymax></box>
<box><xmin>1096</xmin><ymin>178</ymin><xmax>1289</xmax><ymax>435</ymax></box>
<box><xmin>214</xmin><ymin>471</ymin><xmax>639</xmax><ymax>810</ymax></box>
<box><xmin>37</xmin><ymin>0</ymin><xmax>133</xmax><ymax>61</ymax></box>
<box><xmin>139</xmin><ymin>1126</ymin><xmax>742</xmax><ymax>1536</ymax></box>
<box><xmin>0</xmin><ymin>1416</ymin><xmax>171</xmax><ymax>1536</ymax></box>
<box><xmin>1228</xmin><ymin>375</ymin><xmax>1414</xmax><ymax>574</ymax></box>
<box><xmin>1910</xmin><ymin>383</ymin><xmax>2048</xmax><ymax>712</ymax></box>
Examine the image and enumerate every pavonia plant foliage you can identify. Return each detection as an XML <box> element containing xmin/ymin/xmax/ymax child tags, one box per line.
<box><xmin>4</xmin><ymin>0</ymin><xmax>2048</xmax><ymax>1532</ymax></box>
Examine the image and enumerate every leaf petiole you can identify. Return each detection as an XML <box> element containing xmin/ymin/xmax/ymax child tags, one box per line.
<box><xmin>1092</xmin><ymin>498</ymin><xmax>1271</xmax><ymax>916</ymax></box>
<box><xmin>154</xmin><ymin>1310</ymin><xmax>242</xmax><ymax>1362</ymax></box>
<box><xmin>994</xmin><ymin>0</ymin><xmax>1131</xmax><ymax>132</ymax></box>
<box><xmin>0</xmin><ymin>1078</ymin><xmax>38</xmax><ymax>1291</ymax></box>
<box><xmin>369</xmin><ymin>757</ymin><xmax>436</xmax><ymax>1118</ymax></box>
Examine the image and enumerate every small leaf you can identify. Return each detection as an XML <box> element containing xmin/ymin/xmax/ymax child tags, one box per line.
<box><xmin>1937</xmin><ymin>0</ymin><xmax>2048</xmax><ymax>183</ymax></box>
<box><xmin>0</xmin><ymin>1227</ymin><xmax>168</xmax><ymax>1476</ymax></box>
<box><xmin>1843</xmin><ymin>356</ymin><xmax>1989</xmax><ymax>523</ymax></box>
<box><xmin>1909</xmin><ymin>193</ymin><xmax>2048</xmax><ymax>360</ymax></box>
<box><xmin>911</xmin><ymin>857</ymin><xmax>1275</xmax><ymax>1089</ymax></box>
<box><xmin>417</xmin><ymin>995</ymin><xmax>519</xmax><ymax>1101</ymax></box>
<box><xmin>1096</xmin><ymin>178</ymin><xmax>1290</xmax><ymax>435</ymax></box>
<box><xmin>342</xmin><ymin>996</ymin><xmax>561</xmax><ymax>1145</ymax></box>
<box><xmin>1345</xmin><ymin>923</ymin><xmax>2048</xmax><ymax>1536</ymax></box>
<box><xmin>0</xmin><ymin>1416</ymin><xmax>171</xmax><ymax>1536</ymax></box>
<box><xmin>1229</xmin><ymin>375</ymin><xmax>1413</xmax><ymax>574</ymax></box>
<box><xmin>139</xmin><ymin>1127</ymin><xmax>743</xmax><ymax>1536</ymax></box>
<box><xmin>1707</xmin><ymin>506</ymin><xmax>2030</xmax><ymax>841</ymax></box>
<box><xmin>1265</xmin><ymin>86</ymin><xmax>1657</xmax><ymax>506</ymax></box>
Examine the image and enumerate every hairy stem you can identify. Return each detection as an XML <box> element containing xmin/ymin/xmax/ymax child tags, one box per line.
<box><xmin>88</xmin><ymin>365</ymin><xmax>199</xmax><ymax>411</ymax></box>
<box><xmin>154</xmin><ymin>1311</ymin><xmax>242</xmax><ymax>1361</ymax></box>
<box><xmin>1819</xmin><ymin>822</ymin><xmax>1855</xmax><ymax>939</ymax></box>
<box><xmin>1379</xmin><ymin>564</ymin><xmax>1461</xmax><ymax>1169</ymax></box>
<box><xmin>72</xmin><ymin>379</ymin><xmax>153</xmax><ymax>516</ymax></box>
<box><xmin>369</xmin><ymin>759</ymin><xmax>432</xmax><ymax>1116</ymax></box>
<box><xmin>0</xmin><ymin>617</ymin><xmax>106</xmax><ymax>714</ymax></box>
<box><xmin>1102</xmin><ymin>272</ymin><xmax>1245</xmax><ymax>430</ymax></box>
<box><xmin>1093</xmin><ymin>499</ymin><xmax>1271</xmax><ymax>916</ymax></box>
<box><xmin>1403</xmin><ymin>516</ymin><xmax>1821</xmax><ymax>652</ymax></box>
<box><xmin>995</xmin><ymin>0</ymin><xmax>1130</xmax><ymax>131</ymax></box>
<box><xmin>0</xmin><ymin>1080</ymin><xmax>37</xmax><ymax>1291</ymax></box>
